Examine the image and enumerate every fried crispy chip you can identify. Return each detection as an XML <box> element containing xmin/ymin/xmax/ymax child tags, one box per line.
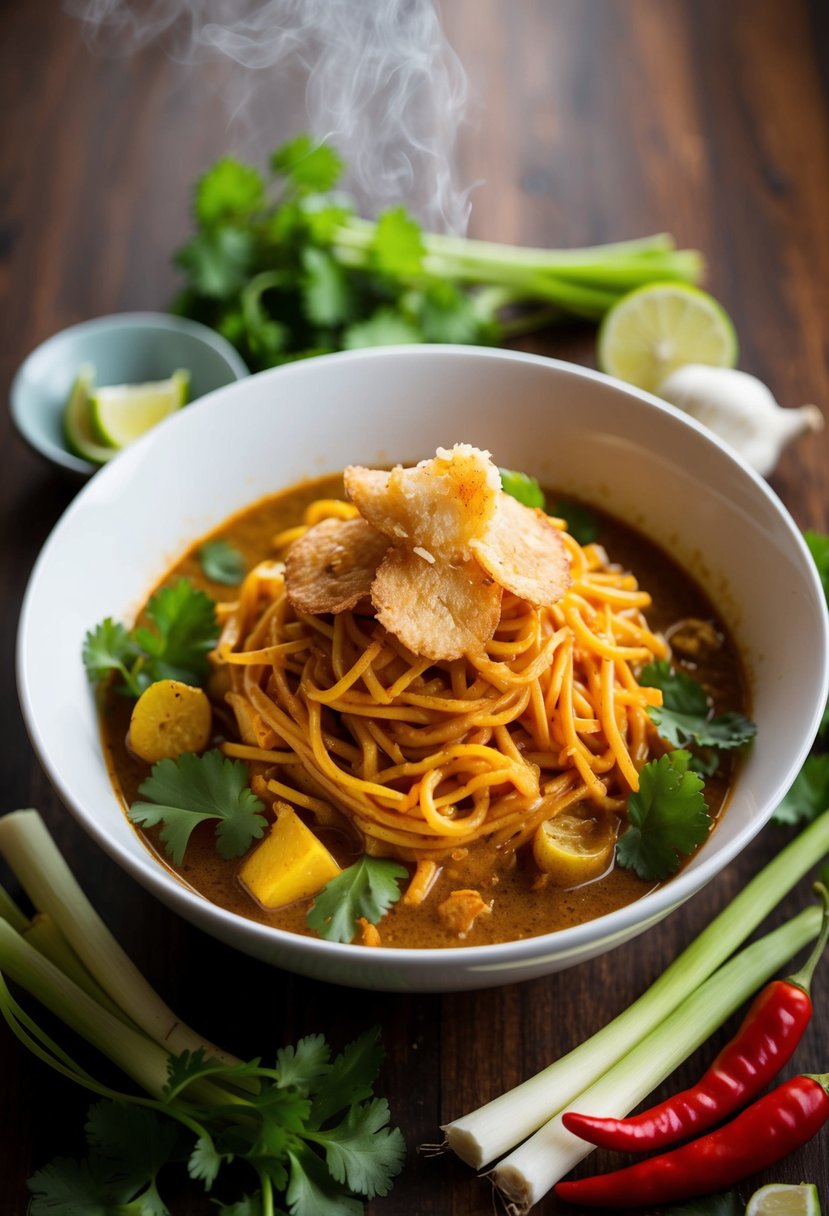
<box><xmin>372</xmin><ymin>546</ymin><xmax>502</xmax><ymax>661</ymax></box>
<box><xmin>470</xmin><ymin>492</ymin><xmax>571</xmax><ymax>607</ymax></box>
<box><xmin>345</xmin><ymin>444</ymin><xmax>501</xmax><ymax>560</ymax></box>
<box><xmin>285</xmin><ymin>517</ymin><xmax>390</xmax><ymax>615</ymax></box>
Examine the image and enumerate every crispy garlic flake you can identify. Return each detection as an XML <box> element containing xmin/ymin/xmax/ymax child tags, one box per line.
<box><xmin>344</xmin><ymin>443</ymin><xmax>501</xmax><ymax>562</ymax></box>
<box><xmin>372</xmin><ymin>546</ymin><xmax>502</xmax><ymax>662</ymax></box>
<box><xmin>285</xmin><ymin>445</ymin><xmax>572</xmax><ymax>662</ymax></box>
<box><xmin>470</xmin><ymin>492</ymin><xmax>571</xmax><ymax>608</ymax></box>
<box><xmin>285</xmin><ymin>516</ymin><xmax>390</xmax><ymax>615</ymax></box>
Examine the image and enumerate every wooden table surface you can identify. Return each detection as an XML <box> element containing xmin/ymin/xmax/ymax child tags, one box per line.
<box><xmin>3</xmin><ymin>2</ymin><xmax>829</xmax><ymax>1212</ymax></box>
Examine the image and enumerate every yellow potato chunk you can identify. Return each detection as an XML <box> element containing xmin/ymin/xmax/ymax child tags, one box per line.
<box><xmin>128</xmin><ymin>679</ymin><xmax>212</xmax><ymax>763</ymax></box>
<box><xmin>239</xmin><ymin>806</ymin><xmax>341</xmax><ymax>909</ymax></box>
<box><xmin>533</xmin><ymin>811</ymin><xmax>618</xmax><ymax>887</ymax></box>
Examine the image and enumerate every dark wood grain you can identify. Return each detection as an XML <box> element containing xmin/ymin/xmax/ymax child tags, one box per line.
<box><xmin>2</xmin><ymin>1</ymin><xmax>829</xmax><ymax>1212</ymax></box>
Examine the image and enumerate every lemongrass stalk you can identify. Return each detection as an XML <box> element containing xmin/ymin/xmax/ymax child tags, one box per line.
<box><xmin>336</xmin><ymin>219</ymin><xmax>689</xmax><ymax>272</ymax></box>
<box><xmin>0</xmin><ymin>882</ymin><xmax>30</xmax><ymax>934</ymax></box>
<box><xmin>491</xmin><ymin>905</ymin><xmax>820</xmax><ymax>1214</ymax></box>
<box><xmin>0</xmin><ymin>919</ymin><xmax>171</xmax><ymax>1097</ymax></box>
<box><xmin>24</xmin><ymin>913</ymin><xmax>130</xmax><ymax>1023</ymax></box>
<box><xmin>443</xmin><ymin>807</ymin><xmax>829</xmax><ymax>1168</ymax></box>
<box><xmin>0</xmin><ymin>810</ymin><xmax>239</xmax><ymax>1066</ymax></box>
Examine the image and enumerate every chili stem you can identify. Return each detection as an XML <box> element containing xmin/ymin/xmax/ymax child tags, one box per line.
<box><xmin>788</xmin><ymin>881</ymin><xmax>829</xmax><ymax>991</ymax></box>
<box><xmin>490</xmin><ymin>905</ymin><xmax>821</xmax><ymax>1214</ymax></box>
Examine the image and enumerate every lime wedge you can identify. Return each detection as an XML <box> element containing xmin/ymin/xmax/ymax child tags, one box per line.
<box><xmin>597</xmin><ymin>283</ymin><xmax>738</xmax><ymax>393</ymax></box>
<box><xmin>89</xmin><ymin>369</ymin><xmax>190</xmax><ymax>449</ymax></box>
<box><xmin>63</xmin><ymin>363</ymin><xmax>116</xmax><ymax>465</ymax></box>
<box><xmin>746</xmin><ymin>1183</ymin><xmax>822</xmax><ymax>1216</ymax></box>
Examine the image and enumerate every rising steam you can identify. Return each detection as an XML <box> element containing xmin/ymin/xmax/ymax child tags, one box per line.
<box><xmin>65</xmin><ymin>0</ymin><xmax>473</xmax><ymax>233</ymax></box>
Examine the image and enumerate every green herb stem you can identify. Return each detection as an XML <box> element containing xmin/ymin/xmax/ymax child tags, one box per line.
<box><xmin>24</xmin><ymin>913</ymin><xmax>130</xmax><ymax>1024</ymax></box>
<box><xmin>0</xmin><ymin>918</ymin><xmax>172</xmax><ymax>1096</ymax></box>
<box><xmin>0</xmin><ymin>809</ymin><xmax>241</xmax><ymax>1067</ymax></box>
<box><xmin>0</xmin><ymin>881</ymin><xmax>30</xmax><ymax>934</ymax></box>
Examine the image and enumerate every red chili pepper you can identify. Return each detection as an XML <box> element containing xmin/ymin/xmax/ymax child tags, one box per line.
<box><xmin>555</xmin><ymin>1072</ymin><xmax>829</xmax><ymax>1208</ymax></box>
<box><xmin>563</xmin><ymin>882</ymin><xmax>829</xmax><ymax>1153</ymax></box>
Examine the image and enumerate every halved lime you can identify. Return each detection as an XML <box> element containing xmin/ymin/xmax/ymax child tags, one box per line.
<box><xmin>597</xmin><ymin>283</ymin><xmax>738</xmax><ymax>394</ymax></box>
<box><xmin>89</xmin><ymin>369</ymin><xmax>190</xmax><ymax>449</ymax></box>
<box><xmin>745</xmin><ymin>1183</ymin><xmax>822</xmax><ymax>1216</ymax></box>
<box><xmin>63</xmin><ymin>363</ymin><xmax>116</xmax><ymax>465</ymax></box>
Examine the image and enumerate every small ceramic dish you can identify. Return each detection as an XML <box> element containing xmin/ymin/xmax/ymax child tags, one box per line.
<box><xmin>16</xmin><ymin>346</ymin><xmax>829</xmax><ymax>991</ymax></box>
<box><xmin>10</xmin><ymin>312</ymin><xmax>249</xmax><ymax>479</ymax></box>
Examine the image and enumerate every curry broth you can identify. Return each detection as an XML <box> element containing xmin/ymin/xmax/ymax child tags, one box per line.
<box><xmin>100</xmin><ymin>475</ymin><xmax>747</xmax><ymax>949</ymax></box>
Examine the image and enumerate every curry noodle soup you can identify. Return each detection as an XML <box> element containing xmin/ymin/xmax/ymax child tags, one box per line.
<box><xmin>96</xmin><ymin>448</ymin><xmax>749</xmax><ymax>950</ymax></box>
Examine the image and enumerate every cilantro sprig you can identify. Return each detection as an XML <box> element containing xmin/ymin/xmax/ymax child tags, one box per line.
<box><xmin>307</xmin><ymin>857</ymin><xmax>408</xmax><ymax>943</ymax></box>
<box><xmin>198</xmin><ymin>537</ymin><xmax>246</xmax><ymax>585</ymax></box>
<box><xmin>27</xmin><ymin>1031</ymin><xmax>405</xmax><ymax>1216</ymax></box>
<box><xmin>128</xmin><ymin>749</ymin><xmax>267</xmax><ymax>865</ymax></box>
<box><xmin>83</xmin><ymin>578</ymin><xmax>219</xmax><ymax>698</ymax></box>
<box><xmin>172</xmin><ymin>134</ymin><xmax>702</xmax><ymax>372</ymax></box>
<box><xmin>617</xmin><ymin>750</ymin><xmax>711</xmax><ymax>881</ymax></box>
<box><xmin>640</xmin><ymin>659</ymin><xmax>757</xmax><ymax>767</ymax></box>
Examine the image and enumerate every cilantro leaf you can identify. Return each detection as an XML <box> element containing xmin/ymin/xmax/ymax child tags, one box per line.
<box><xmin>301</xmin><ymin>247</ymin><xmax>355</xmax><ymax>328</ymax></box>
<box><xmin>28</xmin><ymin>1103</ymin><xmax>177</xmax><ymax>1215</ymax></box>
<box><xmin>276</xmin><ymin>1034</ymin><xmax>331</xmax><ymax>1092</ymax></box>
<box><xmin>640</xmin><ymin>660</ymin><xmax>757</xmax><ymax>752</ymax></box>
<box><xmin>551</xmin><ymin>498</ymin><xmax>600</xmax><ymax>545</ymax></box>
<box><xmin>129</xmin><ymin>749</ymin><xmax>267</xmax><ymax>865</ymax></box>
<box><xmin>27</xmin><ymin>1158</ymin><xmax>118</xmax><ymax>1216</ymax></box>
<box><xmin>175</xmin><ymin>228</ymin><xmax>257</xmax><ymax>300</ymax></box>
<box><xmin>499</xmin><ymin>468</ymin><xmax>546</xmax><ymax>509</ymax></box>
<box><xmin>315</xmin><ymin>1098</ymin><xmax>405</xmax><ymax>1199</ymax></box>
<box><xmin>342</xmin><ymin>309</ymin><xmax>421</xmax><ymax>350</ymax></box>
<box><xmin>371</xmin><ymin>206</ymin><xmax>425</xmax><ymax>278</ymax></box>
<box><xmin>133</xmin><ymin>579</ymin><xmax>219</xmax><ymax>687</ymax></box>
<box><xmin>198</xmin><ymin>538</ymin><xmax>246</xmax><ymax>586</ymax></box>
<box><xmin>286</xmin><ymin>1145</ymin><xmax>363</xmax><ymax>1216</ymax></box>
<box><xmin>617</xmin><ymin>750</ymin><xmax>711</xmax><ymax>881</ymax></box>
<box><xmin>306</xmin><ymin>857</ymin><xmax>407</xmax><ymax>943</ymax></box>
<box><xmin>195</xmin><ymin>158</ymin><xmax>265</xmax><ymax>229</ymax></box>
<box><xmin>772</xmin><ymin>753</ymin><xmax>829</xmax><ymax>827</ymax></box>
<box><xmin>417</xmin><ymin>282</ymin><xmax>492</xmax><ymax>344</ymax></box>
<box><xmin>84</xmin><ymin>1101</ymin><xmax>178</xmax><ymax>1200</ymax></box>
<box><xmin>309</xmin><ymin>1028</ymin><xmax>385</xmax><ymax>1127</ymax></box>
<box><xmin>271</xmin><ymin>135</ymin><xmax>344</xmax><ymax>194</ymax></box>
<box><xmin>82</xmin><ymin>618</ymin><xmax>143</xmax><ymax>696</ymax></box>
<box><xmin>187</xmin><ymin>1136</ymin><xmax>222</xmax><ymax>1189</ymax></box>
<box><xmin>214</xmin><ymin>1198</ymin><xmax>263</xmax><ymax>1216</ymax></box>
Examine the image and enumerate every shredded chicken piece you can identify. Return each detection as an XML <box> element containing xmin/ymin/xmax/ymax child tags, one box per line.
<box><xmin>436</xmin><ymin>888</ymin><xmax>492</xmax><ymax>937</ymax></box>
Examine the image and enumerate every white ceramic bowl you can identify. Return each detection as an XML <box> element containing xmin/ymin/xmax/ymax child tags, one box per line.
<box><xmin>16</xmin><ymin>346</ymin><xmax>829</xmax><ymax>991</ymax></box>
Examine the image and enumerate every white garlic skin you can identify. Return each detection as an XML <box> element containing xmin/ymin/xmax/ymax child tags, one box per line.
<box><xmin>656</xmin><ymin>363</ymin><xmax>824</xmax><ymax>477</ymax></box>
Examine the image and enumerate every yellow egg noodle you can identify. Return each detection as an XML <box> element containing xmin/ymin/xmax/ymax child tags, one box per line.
<box><xmin>214</xmin><ymin>498</ymin><xmax>666</xmax><ymax>863</ymax></box>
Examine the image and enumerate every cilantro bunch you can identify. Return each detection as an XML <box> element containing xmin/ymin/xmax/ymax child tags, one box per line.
<box><xmin>173</xmin><ymin>133</ymin><xmax>703</xmax><ymax>372</ymax></box>
<box><xmin>27</xmin><ymin>1034</ymin><xmax>405</xmax><ymax>1216</ymax></box>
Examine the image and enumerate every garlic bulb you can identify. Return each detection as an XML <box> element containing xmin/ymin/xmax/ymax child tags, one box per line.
<box><xmin>656</xmin><ymin>363</ymin><xmax>823</xmax><ymax>477</ymax></box>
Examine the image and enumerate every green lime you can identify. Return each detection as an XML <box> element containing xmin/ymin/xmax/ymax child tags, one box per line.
<box><xmin>597</xmin><ymin>283</ymin><xmax>738</xmax><ymax>394</ymax></box>
<box><xmin>89</xmin><ymin>369</ymin><xmax>190</xmax><ymax>449</ymax></box>
<box><xmin>62</xmin><ymin>363</ymin><xmax>116</xmax><ymax>465</ymax></box>
<box><xmin>745</xmin><ymin>1183</ymin><xmax>822</xmax><ymax>1216</ymax></box>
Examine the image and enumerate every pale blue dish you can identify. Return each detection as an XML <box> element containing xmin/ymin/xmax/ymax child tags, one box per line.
<box><xmin>10</xmin><ymin>312</ymin><xmax>249</xmax><ymax>479</ymax></box>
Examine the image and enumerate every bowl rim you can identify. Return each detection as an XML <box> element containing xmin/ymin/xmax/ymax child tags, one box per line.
<box><xmin>16</xmin><ymin>344</ymin><xmax>829</xmax><ymax>975</ymax></box>
<box><xmin>9</xmin><ymin>310</ymin><xmax>250</xmax><ymax>478</ymax></box>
